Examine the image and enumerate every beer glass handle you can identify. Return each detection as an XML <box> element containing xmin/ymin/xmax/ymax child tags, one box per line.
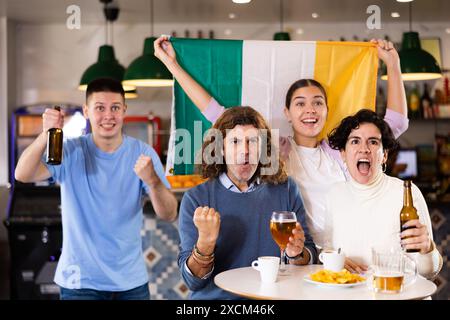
<box><xmin>319</xmin><ymin>253</ymin><xmax>324</xmax><ymax>263</ymax></box>
<box><xmin>251</xmin><ymin>261</ymin><xmax>260</xmax><ymax>271</ymax></box>
<box><xmin>365</xmin><ymin>266</ymin><xmax>375</xmax><ymax>291</ymax></box>
<box><xmin>403</xmin><ymin>254</ymin><xmax>418</xmax><ymax>286</ymax></box>
<box><xmin>366</xmin><ymin>265</ymin><xmax>375</xmax><ymax>274</ymax></box>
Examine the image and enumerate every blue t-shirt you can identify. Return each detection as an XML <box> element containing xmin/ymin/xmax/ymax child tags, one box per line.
<box><xmin>44</xmin><ymin>134</ymin><xmax>170</xmax><ymax>291</ymax></box>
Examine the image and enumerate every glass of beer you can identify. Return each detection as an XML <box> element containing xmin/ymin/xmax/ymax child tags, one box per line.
<box><xmin>370</xmin><ymin>247</ymin><xmax>417</xmax><ymax>294</ymax></box>
<box><xmin>270</xmin><ymin>211</ymin><xmax>297</xmax><ymax>274</ymax></box>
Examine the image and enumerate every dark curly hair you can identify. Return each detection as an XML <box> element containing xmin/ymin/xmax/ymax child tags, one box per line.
<box><xmin>328</xmin><ymin>109</ymin><xmax>399</xmax><ymax>152</ymax></box>
<box><xmin>200</xmin><ymin>106</ymin><xmax>288</xmax><ymax>185</ymax></box>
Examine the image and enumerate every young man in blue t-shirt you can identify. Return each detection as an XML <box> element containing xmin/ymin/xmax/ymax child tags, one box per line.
<box><xmin>15</xmin><ymin>78</ymin><xmax>178</xmax><ymax>300</ymax></box>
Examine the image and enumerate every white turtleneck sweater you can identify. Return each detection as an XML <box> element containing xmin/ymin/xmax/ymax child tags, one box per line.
<box><xmin>324</xmin><ymin>172</ymin><xmax>442</xmax><ymax>279</ymax></box>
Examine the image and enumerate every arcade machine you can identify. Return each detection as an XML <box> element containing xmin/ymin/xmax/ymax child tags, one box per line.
<box><xmin>123</xmin><ymin>112</ymin><xmax>163</xmax><ymax>159</ymax></box>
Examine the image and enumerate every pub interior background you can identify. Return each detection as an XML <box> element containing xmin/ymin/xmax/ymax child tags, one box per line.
<box><xmin>0</xmin><ymin>0</ymin><xmax>449</xmax><ymax>300</ymax></box>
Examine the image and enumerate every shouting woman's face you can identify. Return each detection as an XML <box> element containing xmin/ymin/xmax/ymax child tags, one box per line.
<box><xmin>341</xmin><ymin>123</ymin><xmax>388</xmax><ymax>185</ymax></box>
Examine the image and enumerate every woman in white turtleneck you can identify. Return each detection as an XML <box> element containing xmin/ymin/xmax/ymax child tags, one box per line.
<box><xmin>325</xmin><ymin>109</ymin><xmax>442</xmax><ymax>279</ymax></box>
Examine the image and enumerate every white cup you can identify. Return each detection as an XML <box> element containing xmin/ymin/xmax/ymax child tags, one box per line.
<box><xmin>251</xmin><ymin>256</ymin><xmax>280</xmax><ymax>283</ymax></box>
<box><xmin>319</xmin><ymin>250</ymin><xmax>345</xmax><ymax>272</ymax></box>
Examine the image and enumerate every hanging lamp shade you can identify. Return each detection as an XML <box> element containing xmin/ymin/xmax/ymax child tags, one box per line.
<box><xmin>381</xmin><ymin>32</ymin><xmax>442</xmax><ymax>81</ymax></box>
<box><xmin>124</xmin><ymin>89</ymin><xmax>138</xmax><ymax>99</ymax></box>
<box><xmin>122</xmin><ymin>37</ymin><xmax>173</xmax><ymax>87</ymax></box>
<box><xmin>273</xmin><ymin>0</ymin><xmax>290</xmax><ymax>41</ymax></box>
<box><xmin>78</xmin><ymin>45</ymin><xmax>135</xmax><ymax>91</ymax></box>
<box><xmin>273</xmin><ymin>32</ymin><xmax>291</xmax><ymax>41</ymax></box>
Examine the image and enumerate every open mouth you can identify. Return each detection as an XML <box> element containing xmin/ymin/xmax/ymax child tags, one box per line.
<box><xmin>301</xmin><ymin>118</ymin><xmax>318</xmax><ymax>125</ymax></box>
<box><xmin>237</xmin><ymin>159</ymin><xmax>253</xmax><ymax>169</ymax></box>
<box><xmin>100</xmin><ymin>123</ymin><xmax>116</xmax><ymax>130</ymax></box>
<box><xmin>356</xmin><ymin>158</ymin><xmax>371</xmax><ymax>175</ymax></box>
<box><xmin>240</xmin><ymin>159</ymin><xmax>250</xmax><ymax>166</ymax></box>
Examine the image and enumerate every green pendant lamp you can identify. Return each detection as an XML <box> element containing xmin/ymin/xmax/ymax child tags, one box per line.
<box><xmin>125</xmin><ymin>89</ymin><xmax>138</xmax><ymax>99</ymax></box>
<box><xmin>273</xmin><ymin>0</ymin><xmax>290</xmax><ymax>41</ymax></box>
<box><xmin>78</xmin><ymin>45</ymin><xmax>135</xmax><ymax>91</ymax></box>
<box><xmin>123</xmin><ymin>37</ymin><xmax>173</xmax><ymax>87</ymax></box>
<box><xmin>381</xmin><ymin>2</ymin><xmax>441</xmax><ymax>81</ymax></box>
<box><xmin>79</xmin><ymin>1</ymin><xmax>135</xmax><ymax>91</ymax></box>
<box><xmin>123</xmin><ymin>0</ymin><xmax>173</xmax><ymax>87</ymax></box>
<box><xmin>274</xmin><ymin>32</ymin><xmax>291</xmax><ymax>41</ymax></box>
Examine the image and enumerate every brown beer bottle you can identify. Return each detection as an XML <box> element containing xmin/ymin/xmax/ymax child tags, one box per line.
<box><xmin>400</xmin><ymin>180</ymin><xmax>420</xmax><ymax>253</ymax></box>
<box><xmin>46</xmin><ymin>106</ymin><xmax>63</xmax><ymax>165</ymax></box>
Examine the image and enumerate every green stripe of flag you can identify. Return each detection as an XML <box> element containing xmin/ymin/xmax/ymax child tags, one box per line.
<box><xmin>172</xmin><ymin>38</ymin><xmax>243</xmax><ymax>175</ymax></box>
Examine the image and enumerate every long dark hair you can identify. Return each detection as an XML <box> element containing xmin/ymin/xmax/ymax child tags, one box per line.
<box><xmin>285</xmin><ymin>79</ymin><xmax>328</xmax><ymax>109</ymax></box>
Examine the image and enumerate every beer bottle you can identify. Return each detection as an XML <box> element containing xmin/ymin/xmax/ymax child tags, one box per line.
<box><xmin>400</xmin><ymin>180</ymin><xmax>420</xmax><ymax>253</ymax></box>
<box><xmin>46</xmin><ymin>106</ymin><xmax>63</xmax><ymax>165</ymax></box>
<box><xmin>420</xmin><ymin>83</ymin><xmax>433</xmax><ymax>119</ymax></box>
<box><xmin>408</xmin><ymin>84</ymin><xmax>421</xmax><ymax>119</ymax></box>
<box><xmin>376</xmin><ymin>87</ymin><xmax>386</xmax><ymax>116</ymax></box>
<box><xmin>444</xmin><ymin>75</ymin><xmax>449</xmax><ymax>104</ymax></box>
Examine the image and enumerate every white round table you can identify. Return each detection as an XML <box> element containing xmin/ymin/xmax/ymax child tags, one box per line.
<box><xmin>214</xmin><ymin>264</ymin><xmax>437</xmax><ymax>300</ymax></box>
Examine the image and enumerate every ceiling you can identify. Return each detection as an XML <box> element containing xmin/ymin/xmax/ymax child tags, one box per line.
<box><xmin>1</xmin><ymin>0</ymin><xmax>450</xmax><ymax>24</ymax></box>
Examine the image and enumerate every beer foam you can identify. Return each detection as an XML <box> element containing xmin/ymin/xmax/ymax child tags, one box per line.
<box><xmin>374</xmin><ymin>273</ymin><xmax>404</xmax><ymax>278</ymax></box>
<box><xmin>270</xmin><ymin>218</ymin><xmax>297</xmax><ymax>223</ymax></box>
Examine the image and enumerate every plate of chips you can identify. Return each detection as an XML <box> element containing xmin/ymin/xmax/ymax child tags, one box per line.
<box><xmin>303</xmin><ymin>269</ymin><xmax>367</xmax><ymax>288</ymax></box>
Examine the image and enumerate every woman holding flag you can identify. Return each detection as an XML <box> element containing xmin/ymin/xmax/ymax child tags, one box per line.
<box><xmin>154</xmin><ymin>36</ymin><xmax>408</xmax><ymax>248</ymax></box>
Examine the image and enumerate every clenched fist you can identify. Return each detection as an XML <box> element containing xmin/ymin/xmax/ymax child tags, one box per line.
<box><xmin>154</xmin><ymin>35</ymin><xmax>177</xmax><ymax>68</ymax></box>
<box><xmin>42</xmin><ymin>108</ymin><xmax>64</xmax><ymax>133</ymax></box>
<box><xmin>193</xmin><ymin>206</ymin><xmax>221</xmax><ymax>245</ymax></box>
<box><xmin>370</xmin><ymin>38</ymin><xmax>400</xmax><ymax>69</ymax></box>
<box><xmin>134</xmin><ymin>154</ymin><xmax>161</xmax><ymax>187</ymax></box>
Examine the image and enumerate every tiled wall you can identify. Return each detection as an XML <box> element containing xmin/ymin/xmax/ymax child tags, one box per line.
<box><xmin>429</xmin><ymin>202</ymin><xmax>450</xmax><ymax>300</ymax></box>
<box><xmin>141</xmin><ymin>217</ymin><xmax>189</xmax><ymax>300</ymax></box>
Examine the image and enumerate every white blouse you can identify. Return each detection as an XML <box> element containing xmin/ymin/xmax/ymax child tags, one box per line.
<box><xmin>286</xmin><ymin>137</ymin><xmax>346</xmax><ymax>248</ymax></box>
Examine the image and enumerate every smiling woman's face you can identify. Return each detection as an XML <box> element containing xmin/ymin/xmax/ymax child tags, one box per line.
<box><xmin>341</xmin><ymin>122</ymin><xmax>388</xmax><ymax>184</ymax></box>
<box><xmin>284</xmin><ymin>86</ymin><xmax>328</xmax><ymax>141</ymax></box>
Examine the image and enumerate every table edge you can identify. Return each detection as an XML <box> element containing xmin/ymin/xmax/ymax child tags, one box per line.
<box><xmin>214</xmin><ymin>267</ymin><xmax>438</xmax><ymax>300</ymax></box>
